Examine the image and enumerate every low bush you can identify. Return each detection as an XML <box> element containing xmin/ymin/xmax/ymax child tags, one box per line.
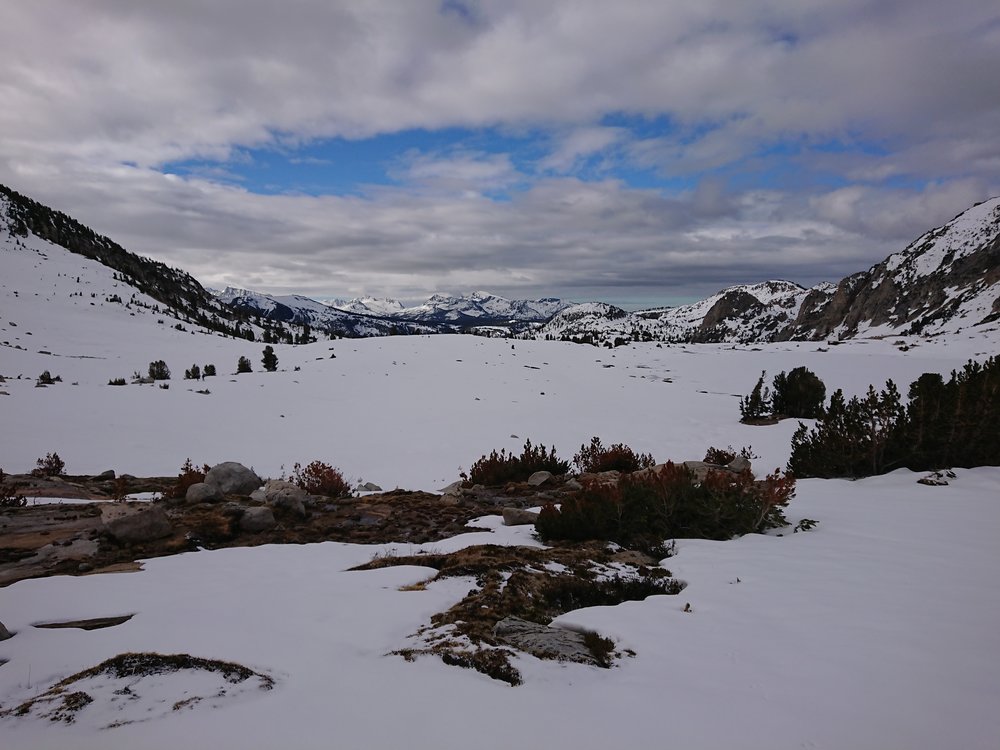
<box><xmin>466</xmin><ymin>439</ymin><xmax>569</xmax><ymax>486</ymax></box>
<box><xmin>292</xmin><ymin>460</ymin><xmax>350</xmax><ymax>498</ymax></box>
<box><xmin>165</xmin><ymin>458</ymin><xmax>210</xmax><ymax>500</ymax></box>
<box><xmin>536</xmin><ymin>462</ymin><xmax>794</xmax><ymax>546</ymax></box>
<box><xmin>184</xmin><ymin>364</ymin><xmax>201</xmax><ymax>380</ymax></box>
<box><xmin>203</xmin><ymin>364</ymin><xmax>217</xmax><ymax>377</ymax></box>
<box><xmin>108</xmin><ymin>377</ymin><xmax>127</xmax><ymax>386</ymax></box>
<box><xmin>703</xmin><ymin>445</ymin><xmax>756</xmax><ymax>465</ymax></box>
<box><xmin>573</xmin><ymin>436</ymin><xmax>654</xmax><ymax>474</ymax></box>
<box><xmin>36</xmin><ymin>370</ymin><xmax>61</xmax><ymax>386</ymax></box>
<box><xmin>0</xmin><ymin>468</ymin><xmax>26</xmax><ymax>507</ymax></box>
<box><xmin>31</xmin><ymin>452</ymin><xmax>65</xmax><ymax>477</ymax></box>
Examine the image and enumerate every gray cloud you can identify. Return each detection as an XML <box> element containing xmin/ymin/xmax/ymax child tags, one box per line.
<box><xmin>0</xmin><ymin>1</ymin><xmax>998</xmax><ymax>304</ymax></box>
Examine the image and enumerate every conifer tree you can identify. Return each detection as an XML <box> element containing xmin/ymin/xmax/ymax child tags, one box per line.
<box><xmin>262</xmin><ymin>345</ymin><xmax>278</xmax><ymax>372</ymax></box>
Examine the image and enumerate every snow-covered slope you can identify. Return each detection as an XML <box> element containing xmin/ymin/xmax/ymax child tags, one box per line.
<box><xmin>2</xmin><ymin>250</ymin><xmax>1000</xmax><ymax>749</ymax></box>
<box><xmin>781</xmin><ymin>197</ymin><xmax>1000</xmax><ymax>339</ymax></box>
<box><xmin>538</xmin><ymin>281</ymin><xmax>822</xmax><ymax>345</ymax></box>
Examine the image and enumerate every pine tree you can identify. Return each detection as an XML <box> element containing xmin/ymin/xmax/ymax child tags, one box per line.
<box><xmin>262</xmin><ymin>345</ymin><xmax>278</xmax><ymax>372</ymax></box>
<box><xmin>236</xmin><ymin>356</ymin><xmax>252</xmax><ymax>374</ymax></box>
<box><xmin>739</xmin><ymin>372</ymin><xmax>772</xmax><ymax>422</ymax></box>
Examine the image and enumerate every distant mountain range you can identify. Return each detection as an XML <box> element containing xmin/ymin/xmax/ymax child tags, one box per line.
<box><xmin>538</xmin><ymin>198</ymin><xmax>1000</xmax><ymax>345</ymax></box>
<box><xmin>218</xmin><ymin>288</ymin><xmax>571</xmax><ymax>331</ymax></box>
<box><xmin>2</xmin><ymin>181</ymin><xmax>998</xmax><ymax>345</ymax></box>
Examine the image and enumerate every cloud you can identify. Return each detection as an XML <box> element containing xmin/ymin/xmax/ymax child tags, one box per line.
<box><xmin>0</xmin><ymin>0</ymin><xmax>998</xmax><ymax>303</ymax></box>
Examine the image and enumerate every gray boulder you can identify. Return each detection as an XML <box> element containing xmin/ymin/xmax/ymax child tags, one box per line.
<box><xmin>726</xmin><ymin>456</ymin><xmax>752</xmax><ymax>474</ymax></box>
<box><xmin>358</xmin><ymin>482</ymin><xmax>383</xmax><ymax>492</ymax></box>
<box><xmin>527</xmin><ymin>471</ymin><xmax>553</xmax><ymax>487</ymax></box>
<box><xmin>502</xmin><ymin>507</ymin><xmax>540</xmax><ymax>526</ymax></box>
<box><xmin>103</xmin><ymin>505</ymin><xmax>173</xmax><ymax>544</ymax></box>
<box><xmin>262</xmin><ymin>480</ymin><xmax>307</xmax><ymax>517</ymax></box>
<box><xmin>186</xmin><ymin>482</ymin><xmax>223</xmax><ymax>504</ymax></box>
<box><xmin>682</xmin><ymin>460</ymin><xmax>716</xmax><ymax>483</ymax></box>
<box><xmin>93</xmin><ymin>469</ymin><xmax>116</xmax><ymax>480</ymax></box>
<box><xmin>493</xmin><ymin>616</ymin><xmax>599</xmax><ymax>664</ymax></box>
<box><xmin>439</xmin><ymin>480</ymin><xmax>464</xmax><ymax>496</ymax></box>
<box><xmin>239</xmin><ymin>506</ymin><xmax>276</xmax><ymax>533</ymax></box>
<box><xmin>203</xmin><ymin>462</ymin><xmax>261</xmax><ymax>496</ymax></box>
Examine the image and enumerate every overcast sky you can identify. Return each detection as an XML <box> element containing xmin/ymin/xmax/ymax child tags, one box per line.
<box><xmin>1</xmin><ymin>1</ymin><xmax>998</xmax><ymax>306</ymax></box>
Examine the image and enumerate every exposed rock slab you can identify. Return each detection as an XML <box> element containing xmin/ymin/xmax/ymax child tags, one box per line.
<box><xmin>493</xmin><ymin>616</ymin><xmax>597</xmax><ymax>664</ymax></box>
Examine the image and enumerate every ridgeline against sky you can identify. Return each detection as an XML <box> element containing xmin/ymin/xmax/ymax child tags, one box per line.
<box><xmin>1</xmin><ymin>1</ymin><xmax>997</xmax><ymax>306</ymax></box>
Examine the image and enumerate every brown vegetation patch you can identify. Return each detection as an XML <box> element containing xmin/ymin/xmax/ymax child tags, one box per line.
<box><xmin>357</xmin><ymin>542</ymin><xmax>684</xmax><ymax>684</ymax></box>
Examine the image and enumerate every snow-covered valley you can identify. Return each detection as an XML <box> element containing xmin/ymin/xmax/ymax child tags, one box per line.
<box><xmin>2</xmin><ymin>209</ymin><xmax>1000</xmax><ymax>749</ymax></box>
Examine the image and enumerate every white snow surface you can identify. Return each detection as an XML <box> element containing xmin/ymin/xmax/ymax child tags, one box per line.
<box><xmin>2</xmin><ymin>217</ymin><xmax>1000</xmax><ymax>748</ymax></box>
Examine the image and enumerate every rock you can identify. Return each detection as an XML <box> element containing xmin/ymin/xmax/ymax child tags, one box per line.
<box><xmin>358</xmin><ymin>482</ymin><xmax>383</xmax><ymax>492</ymax></box>
<box><xmin>239</xmin><ymin>506</ymin><xmax>276</xmax><ymax>533</ymax></box>
<box><xmin>203</xmin><ymin>462</ymin><xmax>262</xmax><ymax>496</ymax></box>
<box><xmin>185</xmin><ymin>482</ymin><xmax>223</xmax><ymax>504</ymax></box>
<box><xmin>357</xmin><ymin>504</ymin><xmax>392</xmax><ymax>526</ymax></box>
<box><xmin>77</xmin><ymin>562</ymin><xmax>93</xmax><ymax>573</ymax></box>
<box><xmin>579</xmin><ymin>470</ymin><xmax>620</xmax><ymax>487</ymax></box>
<box><xmin>682</xmin><ymin>460</ymin><xmax>718</xmax><ymax>483</ymax></box>
<box><xmin>527</xmin><ymin>471</ymin><xmax>553</xmax><ymax>487</ymax></box>
<box><xmin>249</xmin><ymin>488</ymin><xmax>267</xmax><ymax>503</ymax></box>
<box><xmin>564</xmin><ymin>478</ymin><xmax>583</xmax><ymax>491</ymax></box>
<box><xmin>502</xmin><ymin>507</ymin><xmax>540</xmax><ymax>526</ymax></box>
<box><xmin>262</xmin><ymin>480</ymin><xmax>307</xmax><ymax>517</ymax></box>
<box><xmin>493</xmin><ymin>617</ymin><xmax>598</xmax><ymax>664</ymax></box>
<box><xmin>439</xmin><ymin>480</ymin><xmax>464</xmax><ymax>496</ymax></box>
<box><xmin>103</xmin><ymin>505</ymin><xmax>173</xmax><ymax>544</ymax></box>
<box><xmin>726</xmin><ymin>456</ymin><xmax>751</xmax><ymax>474</ymax></box>
<box><xmin>917</xmin><ymin>471</ymin><xmax>951</xmax><ymax>486</ymax></box>
<box><xmin>93</xmin><ymin>469</ymin><xmax>116</xmax><ymax>480</ymax></box>
<box><xmin>0</xmin><ymin>620</ymin><xmax>12</xmax><ymax>641</ymax></box>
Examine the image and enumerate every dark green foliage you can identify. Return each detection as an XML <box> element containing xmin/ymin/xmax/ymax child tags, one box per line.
<box><xmin>31</xmin><ymin>452</ymin><xmax>65</xmax><ymax>477</ymax></box>
<box><xmin>147</xmin><ymin>360</ymin><xmax>170</xmax><ymax>380</ymax></box>
<box><xmin>261</xmin><ymin>345</ymin><xmax>278</xmax><ymax>372</ymax></box>
<box><xmin>36</xmin><ymin>370</ymin><xmax>57</xmax><ymax>386</ymax></box>
<box><xmin>236</xmin><ymin>356</ymin><xmax>252</xmax><ymax>374</ymax></box>
<box><xmin>739</xmin><ymin>371</ymin><xmax>771</xmax><ymax>422</ymax></box>
<box><xmin>203</xmin><ymin>364</ymin><xmax>217</xmax><ymax>377</ymax></box>
<box><xmin>467</xmin><ymin>439</ymin><xmax>569</xmax><ymax>485</ymax></box>
<box><xmin>573</xmin><ymin>436</ymin><xmax>654</xmax><ymax>474</ymax></box>
<box><xmin>541</xmin><ymin>573</ymin><xmax>684</xmax><ymax>613</ymax></box>
<box><xmin>536</xmin><ymin>463</ymin><xmax>794</xmax><ymax>546</ymax></box>
<box><xmin>107</xmin><ymin>377</ymin><xmax>127</xmax><ymax>386</ymax></box>
<box><xmin>789</xmin><ymin>356</ymin><xmax>1000</xmax><ymax>477</ymax></box>
<box><xmin>184</xmin><ymin>364</ymin><xmax>201</xmax><ymax>380</ymax></box>
<box><xmin>771</xmin><ymin>366</ymin><xmax>826</xmax><ymax>419</ymax></box>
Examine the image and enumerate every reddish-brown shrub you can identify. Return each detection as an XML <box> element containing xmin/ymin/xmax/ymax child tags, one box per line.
<box><xmin>466</xmin><ymin>439</ymin><xmax>569</xmax><ymax>486</ymax></box>
<box><xmin>165</xmin><ymin>458</ymin><xmax>210</xmax><ymax>499</ymax></box>
<box><xmin>537</xmin><ymin>462</ymin><xmax>794</xmax><ymax>546</ymax></box>
<box><xmin>573</xmin><ymin>436</ymin><xmax>654</xmax><ymax>474</ymax></box>
<box><xmin>292</xmin><ymin>460</ymin><xmax>351</xmax><ymax>498</ymax></box>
